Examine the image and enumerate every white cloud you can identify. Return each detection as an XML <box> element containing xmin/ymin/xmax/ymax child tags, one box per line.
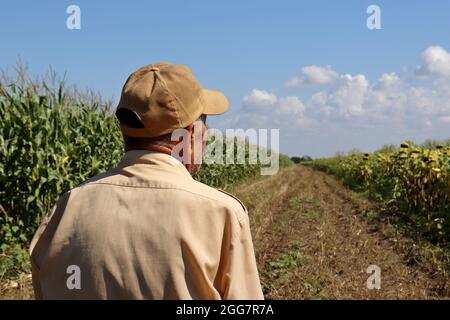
<box><xmin>218</xmin><ymin>46</ymin><xmax>450</xmax><ymax>157</ymax></box>
<box><xmin>307</xmin><ymin>58</ymin><xmax>450</xmax><ymax>122</ymax></box>
<box><xmin>326</xmin><ymin>74</ymin><xmax>369</xmax><ymax>117</ymax></box>
<box><xmin>309</xmin><ymin>74</ymin><xmax>369</xmax><ymax>118</ymax></box>
<box><xmin>416</xmin><ymin>46</ymin><xmax>450</xmax><ymax>78</ymax></box>
<box><xmin>373</xmin><ymin>72</ymin><xmax>402</xmax><ymax>90</ymax></box>
<box><xmin>439</xmin><ymin>116</ymin><xmax>450</xmax><ymax>123</ymax></box>
<box><xmin>243</xmin><ymin>89</ymin><xmax>277</xmax><ymax>107</ymax></box>
<box><xmin>285</xmin><ymin>65</ymin><xmax>338</xmax><ymax>87</ymax></box>
<box><xmin>238</xmin><ymin>91</ymin><xmax>307</xmax><ymax>128</ymax></box>
<box><xmin>366</xmin><ymin>73</ymin><xmax>407</xmax><ymax>114</ymax></box>
<box><xmin>279</xmin><ymin>96</ymin><xmax>305</xmax><ymax>115</ymax></box>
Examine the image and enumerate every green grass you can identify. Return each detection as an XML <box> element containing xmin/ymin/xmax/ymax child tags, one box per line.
<box><xmin>265</xmin><ymin>241</ymin><xmax>303</xmax><ymax>286</ymax></box>
<box><xmin>0</xmin><ymin>246</ymin><xmax>30</xmax><ymax>281</ymax></box>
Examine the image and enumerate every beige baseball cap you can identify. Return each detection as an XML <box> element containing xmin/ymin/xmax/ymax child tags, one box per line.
<box><xmin>115</xmin><ymin>62</ymin><xmax>229</xmax><ymax>138</ymax></box>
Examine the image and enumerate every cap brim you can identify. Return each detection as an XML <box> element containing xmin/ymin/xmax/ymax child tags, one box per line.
<box><xmin>202</xmin><ymin>89</ymin><xmax>229</xmax><ymax>115</ymax></box>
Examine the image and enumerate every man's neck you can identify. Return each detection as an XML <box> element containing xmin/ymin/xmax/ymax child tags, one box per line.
<box><xmin>126</xmin><ymin>144</ymin><xmax>173</xmax><ymax>155</ymax></box>
<box><xmin>125</xmin><ymin>144</ymin><xmax>198</xmax><ymax>174</ymax></box>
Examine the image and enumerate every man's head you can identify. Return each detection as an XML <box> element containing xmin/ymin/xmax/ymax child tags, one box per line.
<box><xmin>115</xmin><ymin>62</ymin><xmax>228</xmax><ymax>174</ymax></box>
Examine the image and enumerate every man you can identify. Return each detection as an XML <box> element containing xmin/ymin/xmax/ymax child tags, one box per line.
<box><xmin>30</xmin><ymin>62</ymin><xmax>264</xmax><ymax>300</ymax></box>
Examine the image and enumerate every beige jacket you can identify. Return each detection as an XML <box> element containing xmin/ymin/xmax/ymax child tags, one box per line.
<box><xmin>30</xmin><ymin>150</ymin><xmax>264</xmax><ymax>300</ymax></box>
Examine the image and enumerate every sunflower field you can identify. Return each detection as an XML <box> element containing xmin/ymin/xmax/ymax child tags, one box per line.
<box><xmin>308</xmin><ymin>143</ymin><xmax>450</xmax><ymax>243</ymax></box>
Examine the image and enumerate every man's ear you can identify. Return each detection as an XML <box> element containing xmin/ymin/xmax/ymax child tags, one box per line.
<box><xmin>185</xmin><ymin>123</ymin><xmax>195</xmax><ymax>132</ymax></box>
<box><xmin>185</xmin><ymin>123</ymin><xmax>195</xmax><ymax>140</ymax></box>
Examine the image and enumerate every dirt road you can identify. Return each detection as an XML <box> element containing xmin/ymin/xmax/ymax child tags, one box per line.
<box><xmin>1</xmin><ymin>165</ymin><xmax>448</xmax><ymax>299</ymax></box>
<box><xmin>231</xmin><ymin>165</ymin><xmax>448</xmax><ymax>299</ymax></box>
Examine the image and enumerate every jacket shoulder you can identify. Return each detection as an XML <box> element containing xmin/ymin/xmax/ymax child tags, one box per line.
<box><xmin>216</xmin><ymin>189</ymin><xmax>248</xmax><ymax>214</ymax></box>
<box><xmin>188</xmin><ymin>181</ymin><xmax>249</xmax><ymax>224</ymax></box>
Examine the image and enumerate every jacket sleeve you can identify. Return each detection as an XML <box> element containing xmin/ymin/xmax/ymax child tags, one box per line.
<box><xmin>29</xmin><ymin>191</ymin><xmax>72</xmax><ymax>299</ymax></box>
<box><xmin>219</xmin><ymin>212</ymin><xmax>264</xmax><ymax>300</ymax></box>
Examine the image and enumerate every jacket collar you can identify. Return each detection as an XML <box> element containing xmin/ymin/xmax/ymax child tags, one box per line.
<box><xmin>118</xmin><ymin>150</ymin><xmax>193</xmax><ymax>179</ymax></box>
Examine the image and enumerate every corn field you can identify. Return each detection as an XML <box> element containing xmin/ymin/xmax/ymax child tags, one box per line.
<box><xmin>308</xmin><ymin>143</ymin><xmax>450</xmax><ymax>243</ymax></box>
<box><xmin>0</xmin><ymin>70</ymin><xmax>291</xmax><ymax>278</ymax></box>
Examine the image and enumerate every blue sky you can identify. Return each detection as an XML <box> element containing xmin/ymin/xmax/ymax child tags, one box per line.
<box><xmin>1</xmin><ymin>1</ymin><xmax>450</xmax><ymax>157</ymax></box>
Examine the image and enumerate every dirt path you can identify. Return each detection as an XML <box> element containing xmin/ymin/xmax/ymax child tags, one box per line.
<box><xmin>231</xmin><ymin>165</ymin><xmax>448</xmax><ymax>299</ymax></box>
<box><xmin>1</xmin><ymin>165</ymin><xmax>448</xmax><ymax>299</ymax></box>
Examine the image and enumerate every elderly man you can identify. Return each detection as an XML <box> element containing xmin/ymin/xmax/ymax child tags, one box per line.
<box><xmin>30</xmin><ymin>62</ymin><xmax>264</xmax><ymax>300</ymax></box>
